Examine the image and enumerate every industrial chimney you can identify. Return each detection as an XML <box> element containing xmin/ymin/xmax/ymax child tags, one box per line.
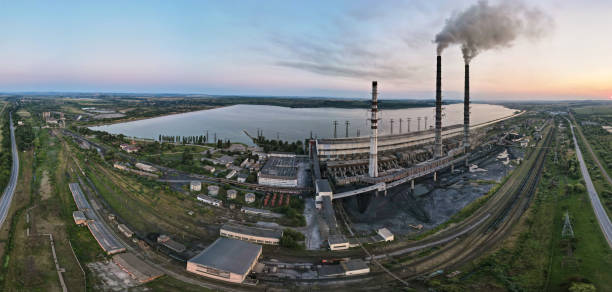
<box><xmin>464</xmin><ymin>63</ymin><xmax>470</xmax><ymax>155</ymax></box>
<box><xmin>368</xmin><ymin>81</ymin><xmax>379</xmax><ymax>178</ymax></box>
<box><xmin>434</xmin><ymin>55</ymin><xmax>443</xmax><ymax>158</ymax></box>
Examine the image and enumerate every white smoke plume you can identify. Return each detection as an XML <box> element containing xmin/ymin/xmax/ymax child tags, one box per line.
<box><xmin>435</xmin><ymin>1</ymin><xmax>552</xmax><ymax>63</ymax></box>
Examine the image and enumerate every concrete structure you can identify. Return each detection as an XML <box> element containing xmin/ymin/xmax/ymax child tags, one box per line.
<box><xmin>135</xmin><ymin>162</ymin><xmax>157</xmax><ymax>172</ymax></box>
<box><xmin>186</xmin><ymin>237</ymin><xmax>262</xmax><ymax>283</ymax></box>
<box><xmin>368</xmin><ymin>81</ymin><xmax>379</xmax><ymax>178</ymax></box>
<box><xmin>157</xmin><ymin>235</ymin><xmax>186</xmax><ymax>253</ymax></box>
<box><xmin>207</xmin><ymin>185</ymin><xmax>219</xmax><ymax>196</ymax></box>
<box><xmin>240</xmin><ymin>207</ymin><xmax>282</xmax><ymax>218</ymax></box>
<box><xmin>244</xmin><ymin>192</ymin><xmax>256</xmax><ymax>203</ymax></box>
<box><xmin>197</xmin><ymin>194</ymin><xmax>222</xmax><ymax>207</ymax></box>
<box><xmin>113</xmin><ymin>253</ymin><xmax>163</xmax><ymax>283</ymax></box>
<box><xmin>377</xmin><ymin>228</ymin><xmax>394</xmax><ymax>242</ymax></box>
<box><xmin>341</xmin><ymin>259</ymin><xmax>370</xmax><ymax>276</ymax></box>
<box><xmin>220</xmin><ymin>223</ymin><xmax>282</xmax><ymax>245</ymax></box>
<box><xmin>328</xmin><ymin>234</ymin><xmax>349</xmax><ymax>251</ymax></box>
<box><xmin>203</xmin><ymin>165</ymin><xmax>216</xmax><ymax>174</ymax></box>
<box><xmin>73</xmin><ymin>211</ymin><xmax>87</xmax><ymax>226</ymax></box>
<box><xmin>315</xmin><ymin>179</ymin><xmax>333</xmax><ymax>209</ymax></box>
<box><xmin>226</xmin><ymin>189</ymin><xmax>237</xmax><ymax>199</ymax></box>
<box><xmin>118</xmin><ymin>224</ymin><xmax>134</xmax><ymax>238</ymax></box>
<box><xmin>190</xmin><ymin>181</ymin><xmax>201</xmax><ymax>192</ymax></box>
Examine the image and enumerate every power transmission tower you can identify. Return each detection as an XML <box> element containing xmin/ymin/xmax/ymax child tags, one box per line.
<box><xmin>424</xmin><ymin>116</ymin><xmax>428</xmax><ymax>130</ymax></box>
<box><xmin>356</xmin><ymin>129</ymin><xmax>360</xmax><ymax>137</ymax></box>
<box><xmin>390</xmin><ymin>118</ymin><xmax>395</xmax><ymax>135</ymax></box>
<box><xmin>417</xmin><ymin>117</ymin><xmax>421</xmax><ymax>131</ymax></box>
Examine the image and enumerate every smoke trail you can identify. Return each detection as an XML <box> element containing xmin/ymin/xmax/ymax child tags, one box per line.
<box><xmin>435</xmin><ymin>1</ymin><xmax>552</xmax><ymax>63</ymax></box>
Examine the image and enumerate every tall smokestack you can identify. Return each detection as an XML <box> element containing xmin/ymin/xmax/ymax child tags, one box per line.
<box><xmin>369</xmin><ymin>81</ymin><xmax>379</xmax><ymax>178</ymax></box>
<box><xmin>434</xmin><ymin>55</ymin><xmax>443</xmax><ymax>158</ymax></box>
<box><xmin>464</xmin><ymin>63</ymin><xmax>470</xmax><ymax>154</ymax></box>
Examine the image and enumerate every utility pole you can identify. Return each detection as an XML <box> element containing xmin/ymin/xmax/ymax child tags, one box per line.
<box><xmin>356</xmin><ymin>129</ymin><xmax>360</xmax><ymax>137</ymax></box>
<box><xmin>206</xmin><ymin>130</ymin><xmax>209</xmax><ymax>143</ymax></box>
<box><xmin>345</xmin><ymin>121</ymin><xmax>350</xmax><ymax>138</ymax></box>
<box><xmin>407</xmin><ymin>118</ymin><xmax>411</xmax><ymax>132</ymax></box>
<box><xmin>390</xmin><ymin>118</ymin><xmax>395</xmax><ymax>135</ymax></box>
<box><xmin>399</xmin><ymin>118</ymin><xmax>403</xmax><ymax>134</ymax></box>
<box><xmin>424</xmin><ymin>116</ymin><xmax>428</xmax><ymax>130</ymax></box>
<box><xmin>417</xmin><ymin>117</ymin><xmax>421</xmax><ymax>131</ymax></box>
<box><xmin>333</xmin><ymin>120</ymin><xmax>338</xmax><ymax>138</ymax></box>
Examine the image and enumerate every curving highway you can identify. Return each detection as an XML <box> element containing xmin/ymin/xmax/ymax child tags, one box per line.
<box><xmin>0</xmin><ymin>113</ymin><xmax>20</xmax><ymax>228</ymax></box>
<box><xmin>568</xmin><ymin>119</ymin><xmax>612</xmax><ymax>248</ymax></box>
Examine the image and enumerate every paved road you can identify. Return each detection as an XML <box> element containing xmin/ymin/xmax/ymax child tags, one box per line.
<box><xmin>0</xmin><ymin>113</ymin><xmax>19</xmax><ymax>229</ymax></box>
<box><xmin>569</xmin><ymin>120</ymin><xmax>612</xmax><ymax>248</ymax></box>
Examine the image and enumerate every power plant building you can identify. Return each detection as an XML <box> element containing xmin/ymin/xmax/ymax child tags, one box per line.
<box><xmin>186</xmin><ymin>237</ymin><xmax>262</xmax><ymax>283</ymax></box>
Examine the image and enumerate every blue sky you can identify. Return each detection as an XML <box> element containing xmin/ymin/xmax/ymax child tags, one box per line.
<box><xmin>1</xmin><ymin>0</ymin><xmax>611</xmax><ymax>100</ymax></box>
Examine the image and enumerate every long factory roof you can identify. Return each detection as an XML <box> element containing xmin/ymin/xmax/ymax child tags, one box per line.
<box><xmin>69</xmin><ymin>182</ymin><xmax>125</xmax><ymax>255</ymax></box>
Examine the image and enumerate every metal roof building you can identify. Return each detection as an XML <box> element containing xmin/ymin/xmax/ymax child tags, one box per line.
<box><xmin>220</xmin><ymin>223</ymin><xmax>282</xmax><ymax>245</ymax></box>
<box><xmin>186</xmin><ymin>237</ymin><xmax>262</xmax><ymax>283</ymax></box>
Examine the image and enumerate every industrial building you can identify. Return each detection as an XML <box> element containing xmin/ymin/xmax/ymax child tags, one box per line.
<box><xmin>69</xmin><ymin>183</ymin><xmax>126</xmax><ymax>255</ymax></box>
<box><xmin>157</xmin><ymin>235</ymin><xmax>186</xmax><ymax>253</ymax></box>
<box><xmin>186</xmin><ymin>237</ymin><xmax>262</xmax><ymax>283</ymax></box>
<box><xmin>240</xmin><ymin>207</ymin><xmax>282</xmax><ymax>218</ymax></box>
<box><xmin>377</xmin><ymin>228</ymin><xmax>394</xmax><ymax>242</ymax></box>
<box><xmin>319</xmin><ymin>259</ymin><xmax>370</xmax><ymax>277</ymax></box>
<box><xmin>203</xmin><ymin>165</ymin><xmax>216</xmax><ymax>174</ymax></box>
<box><xmin>220</xmin><ymin>223</ymin><xmax>283</xmax><ymax>245</ymax></box>
<box><xmin>257</xmin><ymin>153</ymin><xmax>299</xmax><ymax>187</ymax></box>
<box><xmin>315</xmin><ymin>179</ymin><xmax>332</xmax><ymax>209</ymax></box>
<box><xmin>135</xmin><ymin>162</ymin><xmax>157</xmax><ymax>172</ymax></box>
<box><xmin>197</xmin><ymin>194</ymin><xmax>222</xmax><ymax>207</ymax></box>
<box><xmin>73</xmin><ymin>210</ymin><xmax>87</xmax><ymax>226</ymax></box>
<box><xmin>118</xmin><ymin>224</ymin><xmax>134</xmax><ymax>238</ymax></box>
<box><xmin>328</xmin><ymin>234</ymin><xmax>350</xmax><ymax>251</ymax></box>
<box><xmin>190</xmin><ymin>181</ymin><xmax>201</xmax><ymax>191</ymax></box>
<box><xmin>236</xmin><ymin>173</ymin><xmax>248</xmax><ymax>183</ymax></box>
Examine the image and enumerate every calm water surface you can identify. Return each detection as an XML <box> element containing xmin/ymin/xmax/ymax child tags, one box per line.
<box><xmin>90</xmin><ymin>104</ymin><xmax>517</xmax><ymax>145</ymax></box>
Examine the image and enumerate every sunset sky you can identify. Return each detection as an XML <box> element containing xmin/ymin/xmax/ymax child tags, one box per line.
<box><xmin>1</xmin><ymin>0</ymin><xmax>611</xmax><ymax>100</ymax></box>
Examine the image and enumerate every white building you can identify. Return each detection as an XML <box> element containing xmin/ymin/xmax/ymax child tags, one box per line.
<box><xmin>377</xmin><ymin>228</ymin><xmax>394</xmax><ymax>242</ymax></box>
<box><xmin>190</xmin><ymin>181</ymin><xmax>202</xmax><ymax>192</ymax></box>
<box><xmin>236</xmin><ymin>173</ymin><xmax>248</xmax><ymax>183</ymax></box>
<box><xmin>135</xmin><ymin>162</ymin><xmax>157</xmax><ymax>172</ymax></box>
<box><xmin>197</xmin><ymin>194</ymin><xmax>222</xmax><ymax>207</ymax></box>
<box><xmin>225</xmin><ymin>170</ymin><xmax>237</xmax><ymax>179</ymax></box>
<box><xmin>118</xmin><ymin>224</ymin><xmax>134</xmax><ymax>238</ymax></box>
<box><xmin>203</xmin><ymin>165</ymin><xmax>216</xmax><ymax>174</ymax></box>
